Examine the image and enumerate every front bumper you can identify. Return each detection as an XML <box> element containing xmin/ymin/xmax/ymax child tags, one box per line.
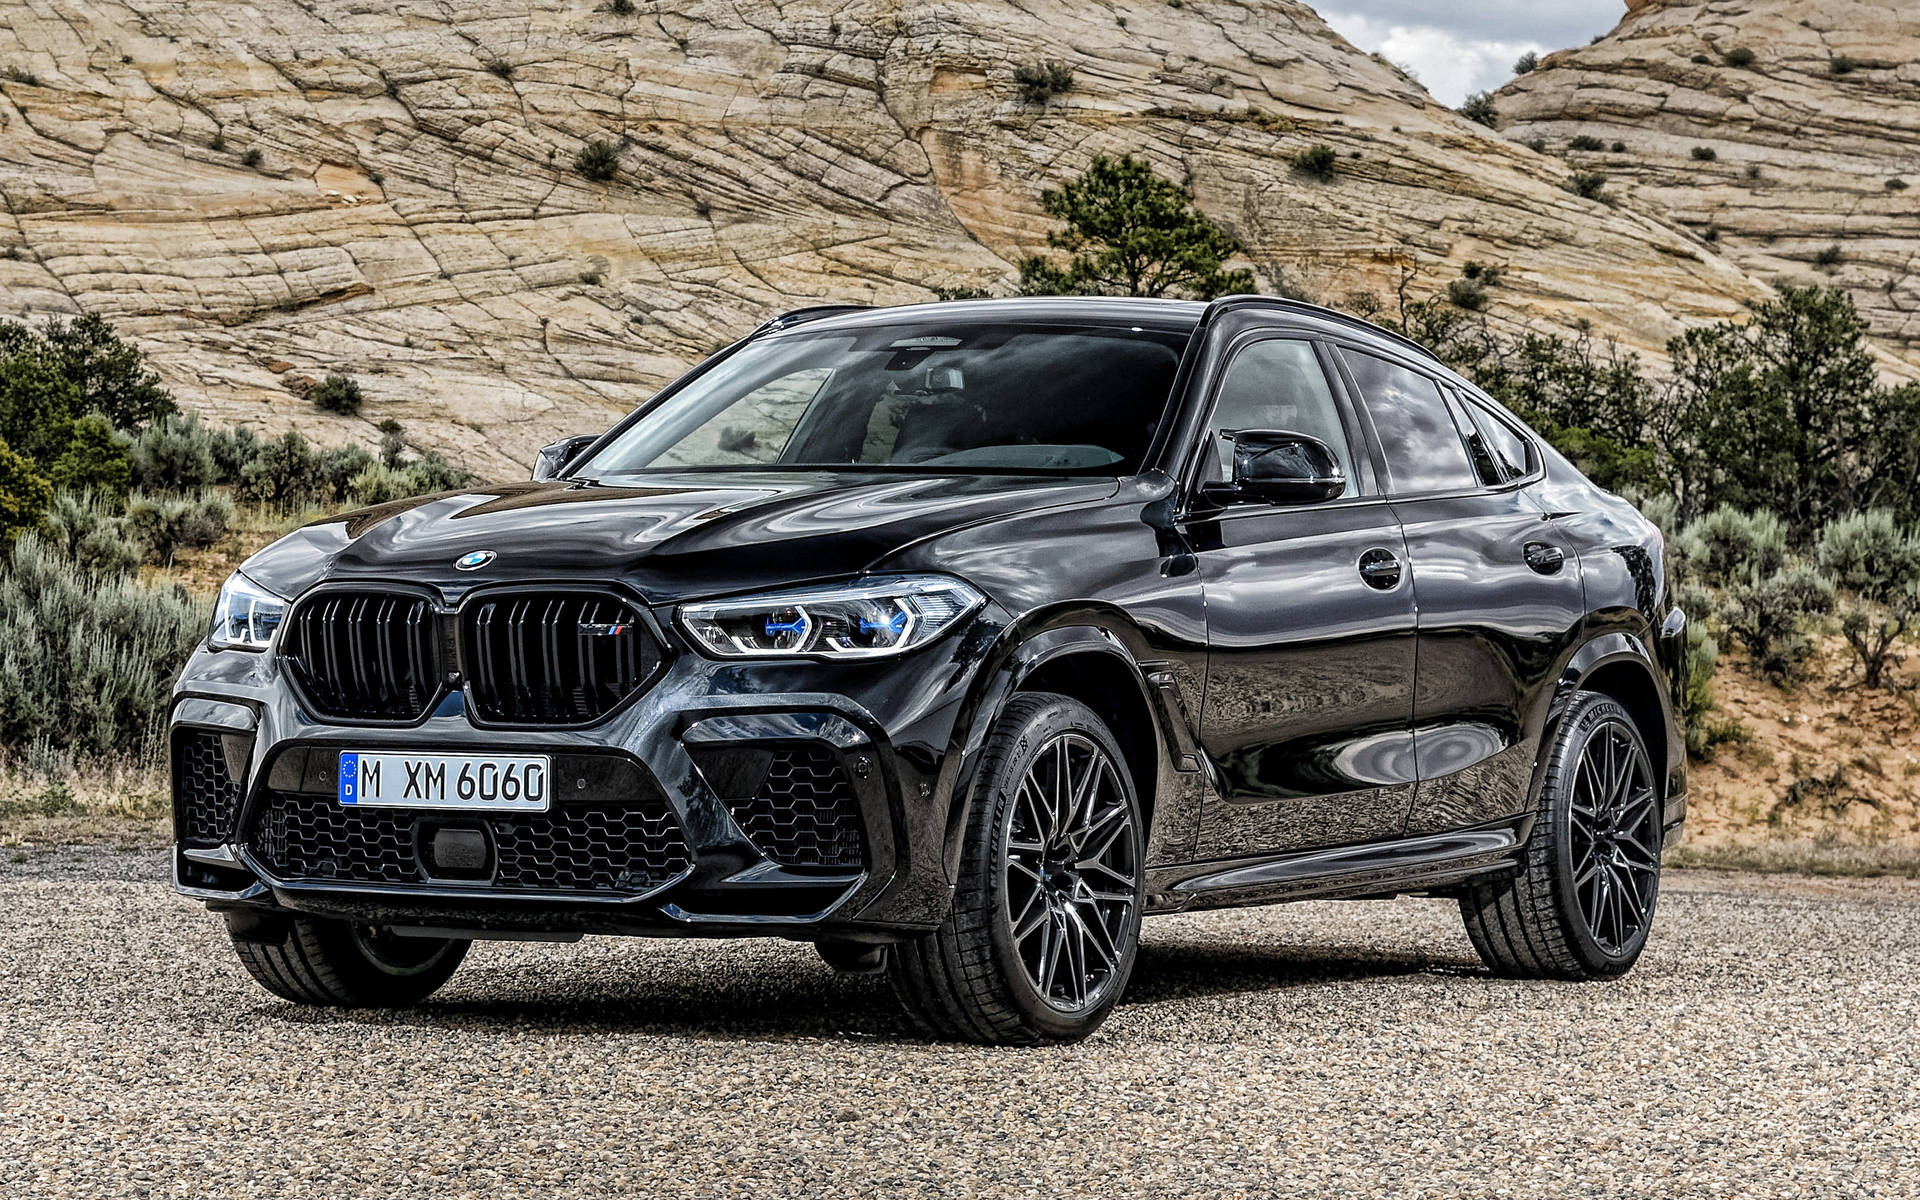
<box><xmin>169</xmin><ymin>609</ymin><xmax>996</xmax><ymax>941</ymax></box>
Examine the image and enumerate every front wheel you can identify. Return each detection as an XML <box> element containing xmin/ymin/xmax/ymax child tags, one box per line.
<box><xmin>1460</xmin><ymin>691</ymin><xmax>1664</xmax><ymax>980</ymax></box>
<box><xmin>888</xmin><ymin>693</ymin><xmax>1146</xmax><ymax>1044</ymax></box>
<box><xmin>229</xmin><ymin>914</ymin><xmax>469</xmax><ymax>1007</ymax></box>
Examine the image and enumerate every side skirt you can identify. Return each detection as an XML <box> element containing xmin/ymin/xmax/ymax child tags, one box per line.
<box><xmin>1145</xmin><ymin>823</ymin><xmax>1529</xmax><ymax>913</ymax></box>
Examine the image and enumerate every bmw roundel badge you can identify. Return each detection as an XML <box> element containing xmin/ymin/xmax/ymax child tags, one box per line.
<box><xmin>455</xmin><ymin>550</ymin><xmax>496</xmax><ymax>571</ymax></box>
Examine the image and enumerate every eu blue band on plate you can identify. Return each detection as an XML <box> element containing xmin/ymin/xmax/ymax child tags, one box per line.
<box><xmin>339</xmin><ymin>751</ymin><xmax>359</xmax><ymax>804</ymax></box>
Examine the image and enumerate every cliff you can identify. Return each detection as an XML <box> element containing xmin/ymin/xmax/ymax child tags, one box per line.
<box><xmin>1</xmin><ymin>0</ymin><xmax>1772</xmax><ymax>475</ymax></box>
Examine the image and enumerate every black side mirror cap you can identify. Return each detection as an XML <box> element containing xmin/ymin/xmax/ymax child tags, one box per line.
<box><xmin>1211</xmin><ymin>429</ymin><xmax>1347</xmax><ymax>505</ymax></box>
<box><xmin>532</xmin><ymin>433</ymin><xmax>602</xmax><ymax>482</ymax></box>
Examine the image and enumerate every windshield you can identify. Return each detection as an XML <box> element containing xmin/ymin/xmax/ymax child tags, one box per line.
<box><xmin>575</xmin><ymin>320</ymin><xmax>1190</xmax><ymax>478</ymax></box>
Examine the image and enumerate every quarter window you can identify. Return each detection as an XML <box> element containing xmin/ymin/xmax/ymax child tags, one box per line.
<box><xmin>1340</xmin><ymin>350</ymin><xmax>1479</xmax><ymax>495</ymax></box>
<box><xmin>1465</xmin><ymin>397</ymin><xmax>1536</xmax><ymax>480</ymax></box>
<box><xmin>1203</xmin><ymin>339</ymin><xmax>1362</xmax><ymax>493</ymax></box>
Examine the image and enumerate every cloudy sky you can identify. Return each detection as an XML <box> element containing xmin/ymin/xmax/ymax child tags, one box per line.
<box><xmin>1319</xmin><ymin>1</ymin><xmax>1625</xmax><ymax>106</ymax></box>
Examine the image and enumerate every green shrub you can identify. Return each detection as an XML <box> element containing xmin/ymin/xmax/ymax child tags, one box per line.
<box><xmin>47</xmin><ymin>414</ymin><xmax>131</xmax><ymax>502</ymax></box>
<box><xmin>609</xmin><ymin>0</ymin><xmax>635</xmax><ymax>13</ymax></box>
<box><xmin>1457</xmin><ymin>92</ymin><xmax>1497</xmax><ymax>128</ymax></box>
<box><xmin>0</xmin><ymin>439</ymin><xmax>52</xmax><ymax>543</ymax></box>
<box><xmin>1716</xmin><ymin>562</ymin><xmax>1834</xmax><ymax>681</ymax></box>
<box><xmin>1889</xmin><ymin>178</ymin><xmax>1909</xmax><ymax>191</ymax></box>
<box><xmin>317</xmin><ymin>445</ymin><xmax>377</xmax><ymax>503</ymax></box>
<box><xmin>1691</xmin><ymin>54</ymin><xmax>1710</xmax><ymax>65</ymax></box>
<box><xmin>1724</xmin><ymin>48</ymin><xmax>1756</xmax><ymax>67</ymax></box>
<box><xmin>128</xmin><ymin>414</ymin><xmax>219</xmax><ymax>493</ymax></box>
<box><xmin>1817</xmin><ymin>510</ymin><xmax>1920</xmax><ymax>687</ymax></box>
<box><xmin>1813</xmin><ymin>243</ymin><xmax>1843</xmax><ymax>268</ymax></box>
<box><xmin>4</xmin><ymin>66</ymin><xmax>40</xmax><ymax>87</ymax></box>
<box><xmin>347</xmin><ymin>453</ymin><xmax>470</xmax><ymax>506</ymax></box>
<box><xmin>1445</xmin><ymin>277</ymin><xmax>1490</xmax><ymax>311</ymax></box>
<box><xmin>0</xmin><ymin>533</ymin><xmax>207</xmax><ymax>762</ymax></box>
<box><xmin>486</xmin><ymin>60</ymin><xmax>513</xmax><ymax>80</ymax></box>
<box><xmin>1565</xmin><ymin>171</ymin><xmax>1609</xmax><ymax>202</ymax></box>
<box><xmin>40</xmin><ymin>490</ymin><xmax>138</xmax><ymax>578</ymax></box>
<box><xmin>1513</xmin><ymin>51</ymin><xmax>1539</xmax><ymax>74</ymax></box>
<box><xmin>575</xmin><ymin>139</ymin><xmax>620</xmax><ymax>182</ymax></box>
<box><xmin>208</xmin><ymin>423</ymin><xmax>260</xmax><ymax>482</ymax></box>
<box><xmin>1568</xmin><ymin>135</ymin><xmax>1605</xmax><ymax>152</ymax></box>
<box><xmin>1691</xmin><ymin>145</ymin><xmax>1717</xmax><ymax>161</ymax></box>
<box><xmin>236</xmin><ymin>431</ymin><xmax>323</xmax><ymax>508</ymax></box>
<box><xmin>125</xmin><ymin>491</ymin><xmax>233</xmax><ymax>565</ymax></box>
<box><xmin>1291</xmin><ymin>144</ymin><xmax>1337</xmax><ymax>180</ymax></box>
<box><xmin>1680</xmin><ymin>506</ymin><xmax>1788</xmax><ymax>587</ymax></box>
<box><xmin>310</xmin><ymin>372</ymin><xmax>364</xmax><ymax>415</ymax></box>
<box><xmin>1014</xmin><ymin>60</ymin><xmax>1075</xmax><ymax>105</ymax></box>
<box><xmin>1830</xmin><ymin>56</ymin><xmax>1858</xmax><ymax>76</ymax></box>
<box><xmin>1611</xmin><ymin>140</ymin><xmax>1626</xmax><ymax>152</ymax></box>
<box><xmin>1681</xmin><ymin>623</ymin><xmax>1726</xmax><ymax>759</ymax></box>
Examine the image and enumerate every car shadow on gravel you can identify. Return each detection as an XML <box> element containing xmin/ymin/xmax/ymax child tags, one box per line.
<box><xmin>252</xmin><ymin>937</ymin><xmax>1470</xmax><ymax>1044</ymax></box>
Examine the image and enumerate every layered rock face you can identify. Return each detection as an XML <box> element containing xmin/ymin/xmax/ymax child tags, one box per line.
<box><xmin>0</xmin><ymin>0</ymin><xmax>1769</xmax><ymax>475</ymax></box>
<box><xmin>1497</xmin><ymin>0</ymin><xmax>1920</xmax><ymax>361</ymax></box>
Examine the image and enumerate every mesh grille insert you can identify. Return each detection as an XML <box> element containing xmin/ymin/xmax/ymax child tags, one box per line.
<box><xmin>245</xmin><ymin>792</ymin><xmax>691</xmax><ymax>895</ymax></box>
<box><xmin>725</xmin><ymin>746</ymin><xmax>865</xmax><ymax>870</ymax></box>
<box><xmin>172</xmin><ymin>728</ymin><xmax>244</xmax><ymax>847</ymax></box>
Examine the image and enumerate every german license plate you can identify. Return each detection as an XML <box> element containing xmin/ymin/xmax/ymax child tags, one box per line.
<box><xmin>337</xmin><ymin>752</ymin><xmax>551</xmax><ymax>812</ymax></box>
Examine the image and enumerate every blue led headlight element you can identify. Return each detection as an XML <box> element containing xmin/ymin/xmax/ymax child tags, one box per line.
<box><xmin>678</xmin><ymin>575</ymin><xmax>985</xmax><ymax>660</ymax></box>
<box><xmin>209</xmin><ymin>571</ymin><xmax>288</xmax><ymax>651</ymax></box>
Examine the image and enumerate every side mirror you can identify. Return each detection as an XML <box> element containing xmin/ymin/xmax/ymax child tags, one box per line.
<box><xmin>1215</xmin><ymin>429</ymin><xmax>1346</xmax><ymax>505</ymax></box>
<box><xmin>532</xmin><ymin>433</ymin><xmax>601</xmax><ymax>482</ymax></box>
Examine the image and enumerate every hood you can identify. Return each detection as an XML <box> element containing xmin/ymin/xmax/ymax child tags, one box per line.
<box><xmin>239</xmin><ymin>471</ymin><xmax>1120</xmax><ymax>604</ymax></box>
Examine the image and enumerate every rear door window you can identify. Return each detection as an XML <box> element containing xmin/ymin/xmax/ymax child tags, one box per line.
<box><xmin>1339</xmin><ymin>349</ymin><xmax>1480</xmax><ymax>495</ymax></box>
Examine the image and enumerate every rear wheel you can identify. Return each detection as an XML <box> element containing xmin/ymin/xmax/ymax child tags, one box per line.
<box><xmin>888</xmin><ymin>693</ymin><xmax>1145</xmax><ymax>1044</ymax></box>
<box><xmin>229</xmin><ymin>914</ymin><xmax>469</xmax><ymax>1007</ymax></box>
<box><xmin>1460</xmin><ymin>691</ymin><xmax>1663</xmax><ymax>980</ymax></box>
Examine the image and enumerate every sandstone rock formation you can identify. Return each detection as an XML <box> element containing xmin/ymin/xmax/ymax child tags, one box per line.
<box><xmin>1</xmin><ymin>0</ymin><xmax>1772</xmax><ymax>476</ymax></box>
<box><xmin>1497</xmin><ymin>0</ymin><xmax>1920</xmax><ymax>361</ymax></box>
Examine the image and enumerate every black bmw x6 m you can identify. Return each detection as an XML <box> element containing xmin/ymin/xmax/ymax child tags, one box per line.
<box><xmin>171</xmin><ymin>295</ymin><xmax>1686</xmax><ymax>1044</ymax></box>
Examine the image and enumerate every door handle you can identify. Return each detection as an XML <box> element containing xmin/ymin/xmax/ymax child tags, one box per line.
<box><xmin>1524</xmin><ymin>542</ymin><xmax>1565</xmax><ymax>574</ymax></box>
<box><xmin>1358</xmin><ymin>548</ymin><xmax>1401</xmax><ymax>590</ymax></box>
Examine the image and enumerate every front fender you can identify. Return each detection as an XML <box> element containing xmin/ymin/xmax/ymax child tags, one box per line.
<box><xmin>929</xmin><ymin>606</ymin><xmax>1193</xmax><ymax>883</ymax></box>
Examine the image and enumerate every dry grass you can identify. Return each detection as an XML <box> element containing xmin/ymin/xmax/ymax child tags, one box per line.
<box><xmin>0</xmin><ymin>759</ymin><xmax>169</xmax><ymax>849</ymax></box>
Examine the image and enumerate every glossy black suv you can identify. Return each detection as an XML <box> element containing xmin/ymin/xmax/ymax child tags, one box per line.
<box><xmin>171</xmin><ymin>296</ymin><xmax>1686</xmax><ymax>1044</ymax></box>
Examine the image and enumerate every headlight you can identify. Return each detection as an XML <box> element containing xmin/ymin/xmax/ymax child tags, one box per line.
<box><xmin>678</xmin><ymin>575</ymin><xmax>985</xmax><ymax>660</ymax></box>
<box><xmin>209</xmin><ymin>572</ymin><xmax>287</xmax><ymax>651</ymax></box>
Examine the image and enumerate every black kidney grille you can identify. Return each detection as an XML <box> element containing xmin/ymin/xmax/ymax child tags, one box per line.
<box><xmin>463</xmin><ymin>593</ymin><xmax>661</xmax><ymax>725</ymax></box>
<box><xmin>726</xmin><ymin>746</ymin><xmax>866</xmax><ymax>870</ymax></box>
<box><xmin>172</xmin><ymin>728</ymin><xmax>244</xmax><ymax>847</ymax></box>
<box><xmin>286</xmin><ymin>592</ymin><xmax>441</xmax><ymax>722</ymax></box>
<box><xmin>246</xmin><ymin>792</ymin><xmax>691</xmax><ymax>895</ymax></box>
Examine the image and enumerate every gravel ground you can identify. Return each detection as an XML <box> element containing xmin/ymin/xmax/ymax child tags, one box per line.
<box><xmin>3</xmin><ymin>853</ymin><xmax>1916</xmax><ymax>1198</ymax></box>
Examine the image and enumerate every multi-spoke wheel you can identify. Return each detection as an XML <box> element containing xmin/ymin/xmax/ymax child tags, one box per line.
<box><xmin>888</xmin><ymin>693</ymin><xmax>1146</xmax><ymax>1044</ymax></box>
<box><xmin>1460</xmin><ymin>691</ymin><xmax>1664</xmax><ymax>980</ymax></box>
<box><xmin>1003</xmin><ymin>731</ymin><xmax>1140</xmax><ymax>1013</ymax></box>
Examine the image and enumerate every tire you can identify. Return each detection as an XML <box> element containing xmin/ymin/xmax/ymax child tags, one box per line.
<box><xmin>1460</xmin><ymin>691</ymin><xmax>1664</xmax><ymax>980</ymax></box>
<box><xmin>228</xmin><ymin>914</ymin><xmax>469</xmax><ymax>1007</ymax></box>
<box><xmin>886</xmin><ymin>692</ymin><xmax>1146</xmax><ymax>1044</ymax></box>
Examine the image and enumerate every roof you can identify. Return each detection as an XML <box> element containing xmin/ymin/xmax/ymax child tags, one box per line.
<box><xmin>752</xmin><ymin>295</ymin><xmax>1439</xmax><ymax>362</ymax></box>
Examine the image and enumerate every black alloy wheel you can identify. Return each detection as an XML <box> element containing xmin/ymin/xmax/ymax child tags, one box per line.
<box><xmin>1002</xmin><ymin>730</ymin><xmax>1140</xmax><ymax>1013</ymax></box>
<box><xmin>1460</xmin><ymin>691</ymin><xmax>1664</xmax><ymax>980</ymax></box>
<box><xmin>888</xmin><ymin>693</ymin><xmax>1146</xmax><ymax>1044</ymax></box>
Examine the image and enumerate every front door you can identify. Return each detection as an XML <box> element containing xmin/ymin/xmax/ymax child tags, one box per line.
<box><xmin>1185</xmin><ymin>335</ymin><xmax>1420</xmax><ymax>859</ymax></box>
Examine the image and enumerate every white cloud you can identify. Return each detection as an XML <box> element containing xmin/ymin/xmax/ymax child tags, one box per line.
<box><xmin>1322</xmin><ymin>10</ymin><xmax>1552</xmax><ymax>106</ymax></box>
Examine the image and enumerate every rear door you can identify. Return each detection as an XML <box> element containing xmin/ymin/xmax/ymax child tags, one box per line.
<box><xmin>1183</xmin><ymin>331</ymin><xmax>1420</xmax><ymax>859</ymax></box>
<box><xmin>1332</xmin><ymin>347</ymin><xmax>1587</xmax><ymax>836</ymax></box>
